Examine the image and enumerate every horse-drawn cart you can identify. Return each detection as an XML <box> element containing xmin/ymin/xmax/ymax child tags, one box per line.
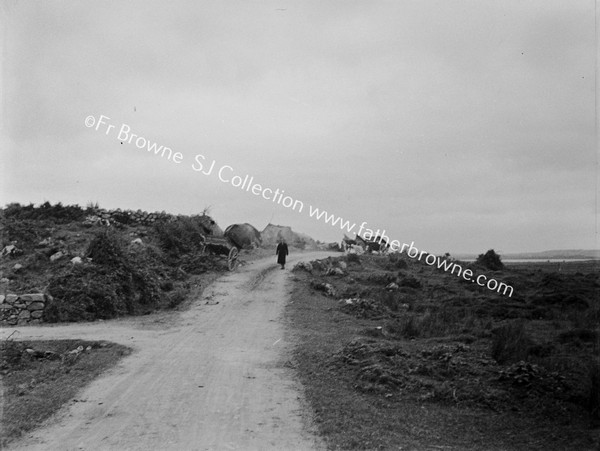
<box><xmin>201</xmin><ymin>235</ymin><xmax>239</xmax><ymax>271</ymax></box>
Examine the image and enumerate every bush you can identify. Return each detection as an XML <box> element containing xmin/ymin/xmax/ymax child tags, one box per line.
<box><xmin>153</xmin><ymin>217</ymin><xmax>206</xmax><ymax>256</ymax></box>
<box><xmin>44</xmin><ymin>230</ymin><xmax>162</xmax><ymax>322</ymax></box>
<box><xmin>476</xmin><ymin>249</ymin><xmax>504</xmax><ymax>271</ymax></box>
<box><xmin>86</xmin><ymin>230</ymin><xmax>127</xmax><ymax>266</ymax></box>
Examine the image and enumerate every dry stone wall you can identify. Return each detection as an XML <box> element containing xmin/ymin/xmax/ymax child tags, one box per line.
<box><xmin>0</xmin><ymin>293</ymin><xmax>49</xmax><ymax>326</ymax></box>
<box><xmin>85</xmin><ymin>208</ymin><xmax>175</xmax><ymax>226</ymax></box>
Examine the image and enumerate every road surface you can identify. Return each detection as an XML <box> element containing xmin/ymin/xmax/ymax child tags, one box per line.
<box><xmin>2</xmin><ymin>252</ymin><xmax>334</xmax><ymax>451</ymax></box>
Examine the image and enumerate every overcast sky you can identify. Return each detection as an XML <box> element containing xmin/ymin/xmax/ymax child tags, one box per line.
<box><xmin>1</xmin><ymin>1</ymin><xmax>596</xmax><ymax>254</ymax></box>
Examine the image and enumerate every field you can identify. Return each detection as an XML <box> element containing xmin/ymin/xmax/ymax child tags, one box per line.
<box><xmin>287</xmin><ymin>254</ymin><xmax>599</xmax><ymax>450</ymax></box>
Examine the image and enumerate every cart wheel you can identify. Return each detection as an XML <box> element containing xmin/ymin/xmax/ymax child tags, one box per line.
<box><xmin>227</xmin><ymin>247</ymin><xmax>239</xmax><ymax>271</ymax></box>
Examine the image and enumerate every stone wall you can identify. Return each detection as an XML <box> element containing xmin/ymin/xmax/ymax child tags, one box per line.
<box><xmin>0</xmin><ymin>293</ymin><xmax>48</xmax><ymax>326</ymax></box>
<box><xmin>85</xmin><ymin>208</ymin><xmax>174</xmax><ymax>226</ymax></box>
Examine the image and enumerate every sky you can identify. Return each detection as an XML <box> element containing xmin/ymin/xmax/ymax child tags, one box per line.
<box><xmin>1</xmin><ymin>0</ymin><xmax>597</xmax><ymax>254</ymax></box>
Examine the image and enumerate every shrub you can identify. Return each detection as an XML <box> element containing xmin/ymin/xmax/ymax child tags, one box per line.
<box><xmin>153</xmin><ymin>217</ymin><xmax>206</xmax><ymax>256</ymax></box>
<box><xmin>476</xmin><ymin>249</ymin><xmax>504</xmax><ymax>271</ymax></box>
<box><xmin>86</xmin><ymin>231</ymin><xmax>127</xmax><ymax>266</ymax></box>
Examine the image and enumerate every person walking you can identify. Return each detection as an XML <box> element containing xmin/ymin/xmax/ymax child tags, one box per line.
<box><xmin>276</xmin><ymin>238</ymin><xmax>289</xmax><ymax>269</ymax></box>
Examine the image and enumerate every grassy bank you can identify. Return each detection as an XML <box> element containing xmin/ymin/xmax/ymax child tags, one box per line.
<box><xmin>287</xmin><ymin>254</ymin><xmax>599</xmax><ymax>450</ymax></box>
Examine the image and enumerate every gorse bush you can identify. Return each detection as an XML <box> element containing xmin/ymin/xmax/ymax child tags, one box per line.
<box><xmin>85</xmin><ymin>231</ymin><xmax>127</xmax><ymax>266</ymax></box>
<box><xmin>476</xmin><ymin>249</ymin><xmax>504</xmax><ymax>271</ymax></box>
<box><xmin>153</xmin><ymin>216</ymin><xmax>208</xmax><ymax>256</ymax></box>
<box><xmin>45</xmin><ymin>230</ymin><xmax>161</xmax><ymax>322</ymax></box>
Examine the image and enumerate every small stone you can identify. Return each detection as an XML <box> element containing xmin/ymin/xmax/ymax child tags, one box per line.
<box><xmin>71</xmin><ymin>256</ymin><xmax>83</xmax><ymax>264</ymax></box>
<box><xmin>13</xmin><ymin>263</ymin><xmax>23</xmax><ymax>271</ymax></box>
<box><xmin>50</xmin><ymin>251</ymin><xmax>65</xmax><ymax>262</ymax></box>
<box><xmin>0</xmin><ymin>295</ymin><xmax>4</xmax><ymax>304</ymax></box>
<box><xmin>131</xmin><ymin>238</ymin><xmax>143</xmax><ymax>245</ymax></box>
<box><xmin>30</xmin><ymin>310</ymin><xmax>43</xmax><ymax>319</ymax></box>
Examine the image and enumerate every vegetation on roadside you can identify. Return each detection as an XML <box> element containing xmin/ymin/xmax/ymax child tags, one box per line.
<box><xmin>288</xmin><ymin>254</ymin><xmax>600</xmax><ymax>450</ymax></box>
<box><xmin>0</xmin><ymin>202</ymin><xmax>230</xmax><ymax>322</ymax></box>
<box><xmin>0</xmin><ymin>338</ymin><xmax>131</xmax><ymax>447</ymax></box>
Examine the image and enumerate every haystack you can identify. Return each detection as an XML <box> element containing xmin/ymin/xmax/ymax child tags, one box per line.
<box><xmin>261</xmin><ymin>223</ymin><xmax>316</xmax><ymax>249</ymax></box>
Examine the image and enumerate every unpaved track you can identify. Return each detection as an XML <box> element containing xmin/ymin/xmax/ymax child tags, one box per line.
<box><xmin>2</xmin><ymin>252</ymin><xmax>334</xmax><ymax>451</ymax></box>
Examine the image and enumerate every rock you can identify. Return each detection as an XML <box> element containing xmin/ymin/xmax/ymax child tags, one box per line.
<box><xmin>0</xmin><ymin>303</ymin><xmax>13</xmax><ymax>310</ymax></box>
<box><xmin>18</xmin><ymin>310</ymin><xmax>31</xmax><ymax>320</ymax></box>
<box><xmin>311</xmin><ymin>281</ymin><xmax>336</xmax><ymax>297</ymax></box>
<box><xmin>1</xmin><ymin>245</ymin><xmax>14</xmax><ymax>256</ymax></box>
<box><xmin>131</xmin><ymin>238</ymin><xmax>143</xmax><ymax>245</ymax></box>
<box><xmin>1</xmin><ymin>245</ymin><xmax>22</xmax><ymax>258</ymax></box>
<box><xmin>20</xmin><ymin>294</ymin><xmax>45</xmax><ymax>303</ymax></box>
<box><xmin>37</xmin><ymin>238</ymin><xmax>51</xmax><ymax>246</ymax></box>
<box><xmin>338</xmin><ymin>261</ymin><xmax>348</xmax><ymax>269</ymax></box>
<box><xmin>13</xmin><ymin>263</ymin><xmax>23</xmax><ymax>271</ymax></box>
<box><xmin>30</xmin><ymin>310</ymin><xmax>43</xmax><ymax>319</ymax></box>
<box><xmin>70</xmin><ymin>256</ymin><xmax>83</xmax><ymax>264</ymax></box>
<box><xmin>5</xmin><ymin>294</ymin><xmax>18</xmax><ymax>304</ymax></box>
<box><xmin>29</xmin><ymin>302</ymin><xmax>45</xmax><ymax>311</ymax></box>
<box><xmin>50</xmin><ymin>251</ymin><xmax>64</xmax><ymax>262</ymax></box>
<box><xmin>292</xmin><ymin>261</ymin><xmax>313</xmax><ymax>273</ymax></box>
<box><xmin>385</xmin><ymin>282</ymin><xmax>399</xmax><ymax>291</ymax></box>
<box><xmin>326</xmin><ymin>267</ymin><xmax>344</xmax><ymax>276</ymax></box>
<box><xmin>0</xmin><ymin>295</ymin><xmax>4</xmax><ymax>304</ymax></box>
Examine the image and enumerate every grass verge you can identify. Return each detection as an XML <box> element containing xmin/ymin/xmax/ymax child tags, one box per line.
<box><xmin>286</xmin><ymin>256</ymin><xmax>599</xmax><ymax>450</ymax></box>
<box><xmin>0</xmin><ymin>339</ymin><xmax>131</xmax><ymax>447</ymax></box>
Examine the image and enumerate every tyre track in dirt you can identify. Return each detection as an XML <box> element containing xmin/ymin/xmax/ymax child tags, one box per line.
<box><xmin>1</xmin><ymin>252</ymin><xmax>334</xmax><ymax>451</ymax></box>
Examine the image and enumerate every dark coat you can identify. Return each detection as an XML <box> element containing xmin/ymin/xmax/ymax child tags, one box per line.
<box><xmin>276</xmin><ymin>242</ymin><xmax>289</xmax><ymax>265</ymax></box>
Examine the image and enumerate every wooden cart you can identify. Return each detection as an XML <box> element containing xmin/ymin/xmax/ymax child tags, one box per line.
<box><xmin>201</xmin><ymin>235</ymin><xmax>239</xmax><ymax>271</ymax></box>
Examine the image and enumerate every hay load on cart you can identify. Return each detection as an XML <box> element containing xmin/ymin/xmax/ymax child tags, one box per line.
<box><xmin>200</xmin><ymin>223</ymin><xmax>261</xmax><ymax>271</ymax></box>
<box><xmin>224</xmin><ymin>223</ymin><xmax>261</xmax><ymax>249</ymax></box>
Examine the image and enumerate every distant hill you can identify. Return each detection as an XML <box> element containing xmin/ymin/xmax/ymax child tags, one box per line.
<box><xmin>454</xmin><ymin>249</ymin><xmax>599</xmax><ymax>261</ymax></box>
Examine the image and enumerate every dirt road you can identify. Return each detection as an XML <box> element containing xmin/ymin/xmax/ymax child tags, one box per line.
<box><xmin>2</xmin><ymin>252</ymin><xmax>334</xmax><ymax>451</ymax></box>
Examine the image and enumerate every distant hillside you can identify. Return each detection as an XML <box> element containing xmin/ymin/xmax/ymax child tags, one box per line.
<box><xmin>454</xmin><ymin>249</ymin><xmax>599</xmax><ymax>261</ymax></box>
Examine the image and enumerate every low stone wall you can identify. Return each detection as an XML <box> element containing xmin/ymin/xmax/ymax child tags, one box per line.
<box><xmin>85</xmin><ymin>208</ymin><xmax>175</xmax><ymax>226</ymax></box>
<box><xmin>0</xmin><ymin>293</ymin><xmax>48</xmax><ymax>326</ymax></box>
